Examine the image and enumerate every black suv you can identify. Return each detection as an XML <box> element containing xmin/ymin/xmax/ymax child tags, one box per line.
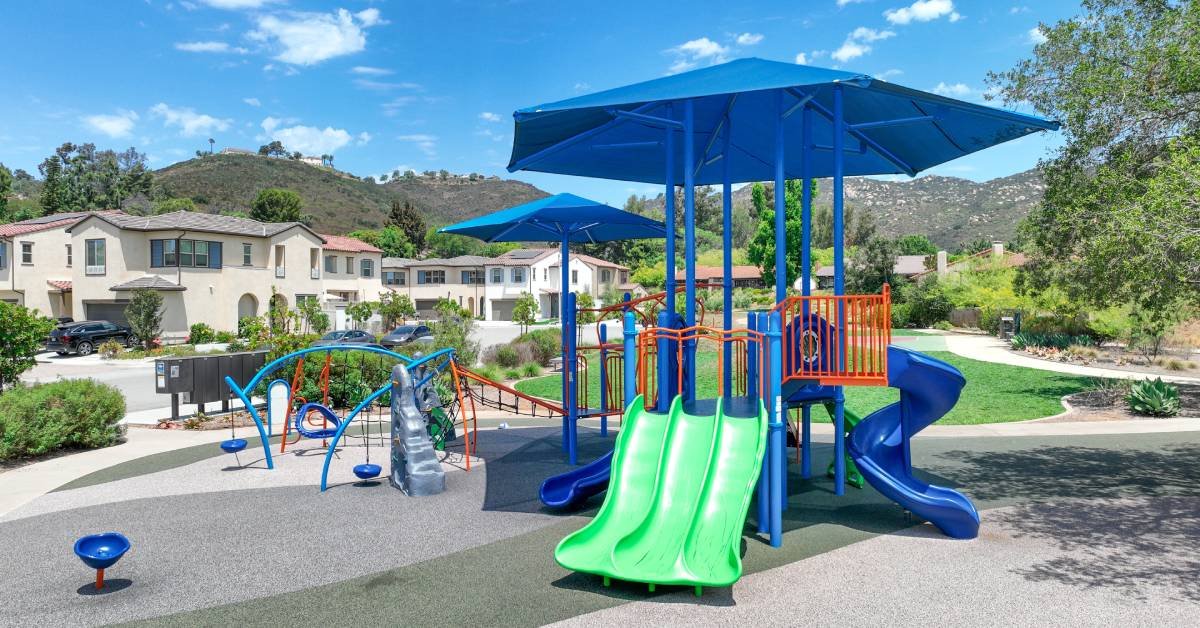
<box><xmin>46</xmin><ymin>321</ymin><xmax>137</xmax><ymax>356</ymax></box>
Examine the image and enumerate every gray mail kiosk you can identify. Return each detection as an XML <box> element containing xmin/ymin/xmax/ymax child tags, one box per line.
<box><xmin>155</xmin><ymin>350</ymin><xmax>268</xmax><ymax>420</ymax></box>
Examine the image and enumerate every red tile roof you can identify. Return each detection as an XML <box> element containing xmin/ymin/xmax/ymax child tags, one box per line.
<box><xmin>675</xmin><ymin>265</ymin><xmax>763</xmax><ymax>281</ymax></box>
<box><xmin>0</xmin><ymin>211</ymin><xmax>122</xmax><ymax>238</ymax></box>
<box><xmin>47</xmin><ymin>279</ymin><xmax>72</xmax><ymax>292</ymax></box>
<box><xmin>319</xmin><ymin>234</ymin><xmax>383</xmax><ymax>253</ymax></box>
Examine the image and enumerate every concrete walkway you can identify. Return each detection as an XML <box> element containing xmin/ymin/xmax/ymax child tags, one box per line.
<box><xmin>940</xmin><ymin>333</ymin><xmax>1200</xmax><ymax>384</ymax></box>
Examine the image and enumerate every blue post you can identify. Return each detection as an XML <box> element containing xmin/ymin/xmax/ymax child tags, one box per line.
<box><xmin>832</xmin><ymin>83</ymin><xmax>846</xmax><ymax>496</ymax></box>
<box><xmin>800</xmin><ymin>104</ymin><xmax>813</xmax><ymax>480</ymax></box>
<box><xmin>752</xmin><ymin>312</ymin><xmax>767</xmax><ymax>534</ymax></box>
<box><xmin>721</xmin><ymin>113</ymin><xmax>733</xmax><ymax>399</ymax></box>
<box><xmin>682</xmin><ymin>99</ymin><xmax>696</xmax><ymax>402</ymax></box>
<box><xmin>561</xmin><ymin>229</ymin><xmax>571</xmax><ymax>445</ymax></box>
<box><xmin>656</xmin><ymin>309</ymin><xmax>672</xmax><ymax>413</ymax></box>
<box><xmin>623</xmin><ymin>311</ymin><xmax>636</xmax><ymax>410</ymax></box>
<box><xmin>767</xmin><ymin>310</ymin><xmax>784</xmax><ymax>547</ymax></box>
<box><xmin>599</xmin><ymin>322</ymin><xmax>608</xmax><ymax>437</ymax></box>
<box><xmin>834</xmin><ymin>387</ymin><xmax>846</xmax><ymax>496</ymax></box>
<box><xmin>566</xmin><ymin>291</ymin><xmax>579</xmax><ymax>465</ymax></box>
<box><xmin>663</xmin><ymin>103</ymin><xmax>676</xmax><ymax>325</ymax></box>
<box><xmin>774</xmin><ymin>90</ymin><xmax>787</xmax><ymax>305</ymax></box>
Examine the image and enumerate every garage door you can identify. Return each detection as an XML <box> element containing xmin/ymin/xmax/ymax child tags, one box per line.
<box><xmin>490</xmin><ymin>299</ymin><xmax>516</xmax><ymax>321</ymax></box>
<box><xmin>85</xmin><ymin>301</ymin><xmax>130</xmax><ymax>325</ymax></box>
<box><xmin>414</xmin><ymin>299</ymin><xmax>440</xmax><ymax>318</ymax></box>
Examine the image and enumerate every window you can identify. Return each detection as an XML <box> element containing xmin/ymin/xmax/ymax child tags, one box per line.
<box><xmin>179</xmin><ymin>240</ymin><xmax>193</xmax><ymax>267</ymax></box>
<box><xmin>242</xmin><ymin>243</ymin><xmax>252</xmax><ymax>266</ymax></box>
<box><xmin>194</xmin><ymin>241</ymin><xmax>209</xmax><ymax>268</ymax></box>
<box><xmin>543</xmin><ymin>268</ymin><xmax>548</xmax><ymax>281</ymax></box>
<box><xmin>153</xmin><ymin>239</ymin><xmax>219</xmax><ymax>268</ymax></box>
<box><xmin>361</xmin><ymin>258</ymin><xmax>374</xmax><ymax>278</ymax></box>
<box><xmin>20</xmin><ymin>242</ymin><xmax>32</xmax><ymax>264</ymax></box>
<box><xmin>571</xmin><ymin>269</ymin><xmax>579</xmax><ymax>284</ymax></box>
<box><xmin>511</xmin><ymin>267</ymin><xmax>525</xmax><ymax>283</ymax></box>
<box><xmin>274</xmin><ymin>245</ymin><xmax>285</xmax><ymax>278</ymax></box>
<box><xmin>66</xmin><ymin>244</ymin><xmax>72</xmax><ymax>267</ymax></box>
<box><xmin>324</xmin><ymin>255</ymin><xmax>337</xmax><ymax>273</ymax></box>
<box><xmin>417</xmin><ymin>270</ymin><xmax>445</xmax><ymax>285</ymax></box>
<box><xmin>85</xmin><ymin>239</ymin><xmax>105</xmax><ymax>275</ymax></box>
<box><xmin>384</xmin><ymin>271</ymin><xmax>406</xmax><ymax>285</ymax></box>
<box><xmin>491</xmin><ymin>268</ymin><xmax>503</xmax><ymax>283</ymax></box>
<box><xmin>601</xmin><ymin>269</ymin><xmax>612</xmax><ymax>283</ymax></box>
<box><xmin>345</xmin><ymin>256</ymin><xmax>353</xmax><ymax>274</ymax></box>
<box><xmin>620</xmin><ymin>270</ymin><xmax>629</xmax><ymax>283</ymax></box>
<box><xmin>0</xmin><ymin>242</ymin><xmax>6</xmax><ymax>269</ymax></box>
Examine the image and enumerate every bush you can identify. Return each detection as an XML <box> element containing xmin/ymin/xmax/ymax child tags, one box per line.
<box><xmin>474</xmin><ymin>363</ymin><xmax>503</xmax><ymax>383</ymax></box>
<box><xmin>520</xmin><ymin>362</ymin><xmax>542</xmax><ymax>378</ymax></box>
<box><xmin>0</xmin><ymin>379</ymin><xmax>126</xmax><ymax>459</ymax></box>
<box><xmin>494</xmin><ymin>345</ymin><xmax>520</xmax><ymax>368</ymax></box>
<box><xmin>1125</xmin><ymin>378</ymin><xmax>1180</xmax><ymax>417</ymax></box>
<box><xmin>901</xmin><ymin>276</ymin><xmax>953</xmax><ymax>328</ymax></box>
<box><xmin>1011</xmin><ymin>332</ymin><xmax>1096</xmax><ymax>351</ymax></box>
<box><xmin>503</xmin><ymin>368</ymin><xmax>521</xmax><ymax>380</ymax></box>
<box><xmin>890</xmin><ymin>302</ymin><xmax>912</xmax><ymax>329</ymax></box>
<box><xmin>0</xmin><ymin>302</ymin><xmax>56</xmax><ymax>390</ymax></box>
<box><xmin>125</xmin><ymin>288</ymin><xmax>163</xmax><ymax>349</ymax></box>
<box><xmin>933</xmin><ymin>320</ymin><xmax>954</xmax><ymax>331</ymax></box>
<box><xmin>189</xmin><ymin>322</ymin><xmax>216</xmax><ymax>344</ymax></box>
<box><xmin>214</xmin><ymin>330</ymin><xmax>236</xmax><ymax>343</ymax></box>
<box><xmin>517</xmin><ymin>328</ymin><xmax>561</xmax><ymax>364</ymax></box>
<box><xmin>97</xmin><ymin>340</ymin><xmax>124</xmax><ymax>359</ymax></box>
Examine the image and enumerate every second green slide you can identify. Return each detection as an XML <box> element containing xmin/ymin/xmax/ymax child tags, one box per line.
<box><xmin>554</xmin><ymin>394</ymin><xmax>767</xmax><ymax>589</ymax></box>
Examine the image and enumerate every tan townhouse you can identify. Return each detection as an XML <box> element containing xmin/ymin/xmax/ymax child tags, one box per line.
<box><xmin>381</xmin><ymin>255</ymin><xmax>488</xmax><ymax>319</ymax></box>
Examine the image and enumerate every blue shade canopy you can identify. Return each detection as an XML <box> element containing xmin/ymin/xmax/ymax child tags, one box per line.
<box><xmin>438</xmin><ymin>192</ymin><xmax>666</xmax><ymax>243</ymax></box>
<box><xmin>507</xmin><ymin>58</ymin><xmax>1060</xmax><ymax>184</ymax></box>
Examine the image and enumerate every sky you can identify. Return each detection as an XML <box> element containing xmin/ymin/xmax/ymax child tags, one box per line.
<box><xmin>0</xmin><ymin>0</ymin><xmax>1081</xmax><ymax>207</ymax></box>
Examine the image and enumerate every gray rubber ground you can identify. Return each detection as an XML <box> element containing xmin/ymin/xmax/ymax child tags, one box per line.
<box><xmin>2</xmin><ymin>428</ymin><xmax>1197</xmax><ymax>626</ymax></box>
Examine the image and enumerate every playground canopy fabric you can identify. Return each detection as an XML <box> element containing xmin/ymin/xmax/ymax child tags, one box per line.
<box><xmin>438</xmin><ymin>192</ymin><xmax>666</xmax><ymax>243</ymax></box>
<box><xmin>507</xmin><ymin>57</ymin><xmax>1060</xmax><ymax>184</ymax></box>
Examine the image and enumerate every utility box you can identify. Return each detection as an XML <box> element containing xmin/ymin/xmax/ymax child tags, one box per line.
<box><xmin>155</xmin><ymin>357</ymin><xmax>194</xmax><ymax>397</ymax></box>
<box><xmin>155</xmin><ymin>350</ymin><xmax>269</xmax><ymax>419</ymax></box>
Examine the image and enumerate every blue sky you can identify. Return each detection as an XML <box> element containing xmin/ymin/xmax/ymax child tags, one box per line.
<box><xmin>0</xmin><ymin>0</ymin><xmax>1079</xmax><ymax>207</ymax></box>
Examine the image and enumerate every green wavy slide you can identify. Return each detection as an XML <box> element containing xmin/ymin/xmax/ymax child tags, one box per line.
<box><xmin>554</xmin><ymin>394</ymin><xmax>767</xmax><ymax>592</ymax></box>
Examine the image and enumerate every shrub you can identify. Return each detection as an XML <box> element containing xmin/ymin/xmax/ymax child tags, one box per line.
<box><xmin>0</xmin><ymin>302</ymin><xmax>55</xmax><ymax>391</ymax></box>
<box><xmin>520</xmin><ymin>362</ymin><xmax>542</xmax><ymax>378</ymax></box>
<box><xmin>517</xmin><ymin>328</ymin><xmax>561</xmax><ymax>364</ymax></box>
<box><xmin>189</xmin><ymin>322</ymin><xmax>216</xmax><ymax>344</ymax></box>
<box><xmin>1066</xmin><ymin>344</ymin><xmax>1100</xmax><ymax>360</ymax></box>
<box><xmin>1125</xmin><ymin>378</ymin><xmax>1180</xmax><ymax>417</ymax></box>
<box><xmin>890</xmin><ymin>302</ymin><xmax>912</xmax><ymax>329</ymax></box>
<box><xmin>214</xmin><ymin>330</ymin><xmax>236</xmax><ymax>343</ymax></box>
<box><xmin>0</xmin><ymin>379</ymin><xmax>126</xmax><ymax>459</ymax></box>
<box><xmin>125</xmin><ymin>288</ymin><xmax>163</xmax><ymax>349</ymax></box>
<box><xmin>494</xmin><ymin>345</ymin><xmax>520</xmax><ymax>368</ymax></box>
<box><xmin>901</xmin><ymin>276</ymin><xmax>953</xmax><ymax>328</ymax></box>
<box><xmin>503</xmin><ymin>368</ymin><xmax>521</xmax><ymax>380</ymax></box>
<box><xmin>474</xmin><ymin>363</ymin><xmax>503</xmax><ymax>383</ymax></box>
<box><xmin>1011</xmin><ymin>332</ymin><xmax>1095</xmax><ymax>351</ymax></box>
<box><xmin>933</xmin><ymin>320</ymin><xmax>954</xmax><ymax>331</ymax></box>
<box><xmin>97</xmin><ymin>340</ymin><xmax>124</xmax><ymax>359</ymax></box>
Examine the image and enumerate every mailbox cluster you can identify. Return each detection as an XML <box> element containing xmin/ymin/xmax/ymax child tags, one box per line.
<box><xmin>155</xmin><ymin>351</ymin><xmax>269</xmax><ymax>419</ymax></box>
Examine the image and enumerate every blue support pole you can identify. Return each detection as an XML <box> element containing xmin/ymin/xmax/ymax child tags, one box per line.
<box><xmin>774</xmin><ymin>90</ymin><xmax>787</xmax><ymax>305</ymax></box>
<box><xmin>656</xmin><ymin>309</ymin><xmax>672</xmax><ymax>413</ymax></box>
<box><xmin>566</xmin><ymin>291</ymin><xmax>579</xmax><ymax>465</ymax></box>
<box><xmin>599</xmin><ymin>323</ymin><xmax>608</xmax><ymax>437</ymax></box>
<box><xmin>683</xmin><ymin>99</ymin><xmax>696</xmax><ymax>402</ymax></box>
<box><xmin>752</xmin><ymin>312</ymin><xmax>767</xmax><ymax>534</ymax></box>
<box><xmin>767</xmin><ymin>310</ymin><xmax>784</xmax><ymax>547</ymax></box>
<box><xmin>560</xmin><ymin>229</ymin><xmax>571</xmax><ymax>449</ymax></box>
<box><xmin>833</xmin><ymin>83</ymin><xmax>846</xmax><ymax>496</ymax></box>
<box><xmin>623</xmin><ymin>312</ymin><xmax>637</xmax><ymax>410</ymax></box>
<box><xmin>663</xmin><ymin>103</ymin><xmax>677</xmax><ymax>326</ymax></box>
<box><xmin>800</xmin><ymin>104</ymin><xmax>813</xmax><ymax>480</ymax></box>
<box><xmin>721</xmin><ymin>114</ymin><xmax>733</xmax><ymax>399</ymax></box>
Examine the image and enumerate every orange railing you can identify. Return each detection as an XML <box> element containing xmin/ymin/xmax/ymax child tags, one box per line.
<box><xmin>771</xmin><ymin>286</ymin><xmax>891</xmax><ymax>387</ymax></box>
<box><xmin>636</xmin><ymin>324</ymin><xmax>765</xmax><ymax>409</ymax></box>
<box><xmin>578</xmin><ymin>282</ymin><xmax>725</xmax><ymax>341</ymax></box>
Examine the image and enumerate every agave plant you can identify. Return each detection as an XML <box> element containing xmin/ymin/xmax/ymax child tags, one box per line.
<box><xmin>1126</xmin><ymin>378</ymin><xmax>1181</xmax><ymax>417</ymax></box>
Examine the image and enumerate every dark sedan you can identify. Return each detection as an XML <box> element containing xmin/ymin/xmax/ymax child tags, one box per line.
<box><xmin>380</xmin><ymin>324</ymin><xmax>432</xmax><ymax>349</ymax></box>
<box><xmin>46</xmin><ymin>321</ymin><xmax>137</xmax><ymax>356</ymax></box>
<box><xmin>311</xmin><ymin>329</ymin><xmax>377</xmax><ymax>347</ymax></box>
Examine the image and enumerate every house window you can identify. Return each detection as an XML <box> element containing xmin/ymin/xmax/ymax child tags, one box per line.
<box><xmin>66</xmin><ymin>244</ymin><xmax>72</xmax><ymax>267</ymax></box>
<box><xmin>384</xmin><ymin>271</ymin><xmax>406</xmax><ymax>285</ymax></box>
<box><xmin>511</xmin><ymin>267</ymin><xmax>525</xmax><ymax>283</ymax></box>
<box><xmin>0</xmin><ymin>242</ymin><xmax>6</xmax><ymax>269</ymax></box>
<box><xmin>194</xmin><ymin>240</ymin><xmax>210</xmax><ymax>267</ymax></box>
<box><xmin>417</xmin><ymin>270</ymin><xmax>445</xmax><ymax>285</ymax></box>
<box><xmin>163</xmin><ymin>240</ymin><xmax>177</xmax><ymax>266</ymax></box>
<box><xmin>242</xmin><ymin>243</ymin><xmax>252</xmax><ymax>266</ymax></box>
<box><xmin>274</xmin><ymin>245</ymin><xmax>285</xmax><ymax>278</ymax></box>
<box><xmin>345</xmin><ymin>256</ymin><xmax>353</xmax><ymax>274</ymax></box>
<box><xmin>601</xmin><ymin>269</ymin><xmax>612</xmax><ymax>283</ymax></box>
<box><xmin>324</xmin><ymin>255</ymin><xmax>337</xmax><ymax>273</ymax></box>
<box><xmin>571</xmin><ymin>270</ymin><xmax>579</xmax><ymax>284</ymax></box>
<box><xmin>296</xmin><ymin>294</ymin><xmax>318</xmax><ymax>305</ymax></box>
<box><xmin>179</xmin><ymin>239</ymin><xmax>193</xmax><ymax>267</ymax></box>
<box><xmin>20</xmin><ymin>242</ymin><xmax>32</xmax><ymax>264</ymax></box>
<box><xmin>462</xmin><ymin>270</ymin><xmax>483</xmax><ymax>284</ymax></box>
<box><xmin>620</xmin><ymin>270</ymin><xmax>629</xmax><ymax>283</ymax></box>
<box><xmin>491</xmin><ymin>268</ymin><xmax>503</xmax><ymax>283</ymax></box>
<box><xmin>361</xmin><ymin>258</ymin><xmax>374</xmax><ymax>278</ymax></box>
<box><xmin>85</xmin><ymin>239</ymin><xmax>105</xmax><ymax>275</ymax></box>
<box><xmin>543</xmin><ymin>268</ymin><xmax>548</xmax><ymax>281</ymax></box>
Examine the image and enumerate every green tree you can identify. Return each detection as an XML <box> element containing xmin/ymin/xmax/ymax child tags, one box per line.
<box><xmin>512</xmin><ymin>292</ymin><xmax>539</xmax><ymax>333</ymax></box>
<box><xmin>387</xmin><ymin>200</ymin><xmax>426</xmax><ymax>251</ymax></box>
<box><xmin>425</xmin><ymin>228</ymin><xmax>481</xmax><ymax>258</ymax></box>
<box><xmin>895</xmin><ymin>234</ymin><xmax>938</xmax><ymax>256</ymax></box>
<box><xmin>378</xmin><ymin>292</ymin><xmax>417</xmax><ymax>329</ymax></box>
<box><xmin>990</xmin><ymin>0</ymin><xmax>1200</xmax><ymax>325</ymax></box>
<box><xmin>0</xmin><ymin>302</ymin><xmax>54</xmax><ymax>390</ymax></box>
<box><xmin>346</xmin><ymin>301</ymin><xmax>376</xmax><ymax>330</ymax></box>
<box><xmin>296</xmin><ymin>297</ymin><xmax>324</xmax><ymax>334</ymax></box>
<box><xmin>125</xmin><ymin>288</ymin><xmax>164</xmax><ymax>349</ymax></box>
<box><xmin>38</xmin><ymin>153</ymin><xmax>68</xmax><ymax>214</ymax></box>
<box><xmin>630</xmin><ymin>264</ymin><xmax>665</xmax><ymax>289</ymax></box>
<box><xmin>348</xmin><ymin>226</ymin><xmax>415</xmax><ymax>259</ymax></box>
<box><xmin>847</xmin><ymin>236</ymin><xmax>902</xmax><ymax>294</ymax></box>
<box><xmin>258</xmin><ymin>140</ymin><xmax>287</xmax><ymax>157</ymax></box>
<box><xmin>0</xmin><ymin>163</ymin><xmax>12</xmax><ymax>217</ymax></box>
<box><xmin>746</xmin><ymin>181</ymin><xmax>803</xmax><ymax>287</ymax></box>
<box><xmin>575</xmin><ymin>292</ymin><xmax>597</xmax><ymax>324</ymax></box>
<box><xmin>431</xmin><ymin>298</ymin><xmax>479</xmax><ymax>364</ymax></box>
<box><xmin>152</xmin><ymin>197</ymin><xmax>197</xmax><ymax>215</ymax></box>
<box><xmin>481</xmin><ymin>242</ymin><xmax>521</xmax><ymax>258</ymax></box>
<box><xmin>250</xmin><ymin>188</ymin><xmax>304</xmax><ymax>223</ymax></box>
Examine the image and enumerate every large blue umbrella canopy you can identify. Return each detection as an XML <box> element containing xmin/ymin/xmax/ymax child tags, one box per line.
<box><xmin>507</xmin><ymin>57</ymin><xmax>1059</xmax><ymax>183</ymax></box>
<box><xmin>438</xmin><ymin>192</ymin><xmax>666</xmax><ymax>243</ymax></box>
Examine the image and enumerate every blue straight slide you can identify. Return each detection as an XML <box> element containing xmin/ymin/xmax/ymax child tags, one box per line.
<box><xmin>540</xmin><ymin>450</ymin><xmax>613</xmax><ymax>509</ymax></box>
<box><xmin>848</xmin><ymin>345</ymin><xmax>980</xmax><ymax>539</ymax></box>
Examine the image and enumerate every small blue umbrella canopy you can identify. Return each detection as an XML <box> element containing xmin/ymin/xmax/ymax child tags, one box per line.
<box><xmin>507</xmin><ymin>57</ymin><xmax>1059</xmax><ymax>183</ymax></box>
<box><xmin>438</xmin><ymin>192</ymin><xmax>666</xmax><ymax>244</ymax></box>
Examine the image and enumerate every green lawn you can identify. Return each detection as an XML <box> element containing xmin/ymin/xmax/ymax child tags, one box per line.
<box><xmin>514</xmin><ymin>349</ymin><xmax>1092</xmax><ymax>425</ymax></box>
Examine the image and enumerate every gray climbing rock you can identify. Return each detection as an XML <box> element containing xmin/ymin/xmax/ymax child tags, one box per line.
<box><xmin>389</xmin><ymin>363</ymin><xmax>446</xmax><ymax>496</ymax></box>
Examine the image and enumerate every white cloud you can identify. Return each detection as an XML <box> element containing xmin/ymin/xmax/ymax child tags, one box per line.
<box><xmin>931</xmin><ymin>81</ymin><xmax>972</xmax><ymax>97</ymax></box>
<box><xmin>354</xmin><ymin>8</ymin><xmax>387</xmax><ymax>27</ymax></box>
<box><xmin>243</xmin><ymin>97</ymin><xmax>261</xmax><ymax>107</ymax></box>
<box><xmin>837</xmin><ymin>0</ymin><xmax>866</xmax><ymax>5</ymax></box>
<box><xmin>82</xmin><ymin>110</ymin><xmax>139</xmax><ymax>138</ymax></box>
<box><xmin>261</xmin><ymin>117</ymin><xmax>358</xmax><ymax>155</ymax></box>
<box><xmin>832</xmin><ymin>39</ymin><xmax>869</xmax><ymax>62</ymax></box>
<box><xmin>875</xmin><ymin>68</ymin><xmax>904</xmax><ymax>79</ymax></box>
<box><xmin>735</xmin><ymin>32</ymin><xmax>764</xmax><ymax>46</ymax></box>
<box><xmin>150</xmin><ymin>103</ymin><xmax>232</xmax><ymax>136</ymax></box>
<box><xmin>250</xmin><ymin>8</ymin><xmax>382</xmax><ymax>66</ymax></box>
<box><xmin>174</xmin><ymin>41</ymin><xmax>248</xmax><ymax>54</ymax></box>
<box><xmin>831</xmin><ymin>27</ymin><xmax>895</xmax><ymax>63</ymax></box>
<box><xmin>849</xmin><ymin>26</ymin><xmax>896</xmax><ymax>42</ymax></box>
<box><xmin>196</xmin><ymin>0</ymin><xmax>279</xmax><ymax>8</ymax></box>
<box><xmin>356</xmin><ymin>131</ymin><xmax>372</xmax><ymax>146</ymax></box>
<box><xmin>884</xmin><ymin>0</ymin><xmax>957</xmax><ymax>25</ymax></box>
<box><xmin>353</xmin><ymin>79</ymin><xmax>422</xmax><ymax>91</ymax></box>
<box><xmin>397</xmin><ymin>134</ymin><xmax>437</xmax><ymax>157</ymax></box>
<box><xmin>1027</xmin><ymin>26</ymin><xmax>1048</xmax><ymax>44</ymax></box>
<box><xmin>479</xmin><ymin>111</ymin><xmax>502</xmax><ymax>123</ymax></box>
<box><xmin>350</xmin><ymin>66</ymin><xmax>392</xmax><ymax>76</ymax></box>
<box><xmin>1010</xmin><ymin>5</ymin><xmax>1031</xmax><ymax>14</ymax></box>
<box><xmin>573</xmin><ymin>82</ymin><xmax>591</xmax><ymax>92</ymax></box>
<box><xmin>795</xmin><ymin>52</ymin><xmax>808</xmax><ymax>64</ymax></box>
<box><xmin>667</xmin><ymin>37</ymin><xmax>729</xmax><ymax>73</ymax></box>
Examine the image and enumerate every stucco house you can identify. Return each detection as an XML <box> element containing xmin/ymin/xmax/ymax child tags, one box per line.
<box><xmin>0</xmin><ymin>211</ymin><xmax>115</xmax><ymax>319</ymax></box>
<box><xmin>381</xmin><ymin>255</ymin><xmax>489</xmax><ymax>319</ymax></box>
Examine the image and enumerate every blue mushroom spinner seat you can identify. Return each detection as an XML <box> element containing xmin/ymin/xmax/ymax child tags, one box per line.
<box><xmin>353</xmin><ymin>463</ymin><xmax>382</xmax><ymax>479</ymax></box>
<box><xmin>220</xmin><ymin>438</ymin><xmax>248</xmax><ymax>454</ymax></box>
<box><xmin>74</xmin><ymin>532</ymin><xmax>131</xmax><ymax>570</ymax></box>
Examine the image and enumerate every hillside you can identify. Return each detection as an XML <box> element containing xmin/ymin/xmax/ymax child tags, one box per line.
<box><xmin>154</xmin><ymin>154</ymin><xmax>546</xmax><ymax>232</ymax></box>
<box><xmin>732</xmin><ymin>169</ymin><xmax>1045</xmax><ymax>248</ymax></box>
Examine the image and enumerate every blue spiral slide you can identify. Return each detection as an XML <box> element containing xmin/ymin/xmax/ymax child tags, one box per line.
<box><xmin>848</xmin><ymin>345</ymin><xmax>980</xmax><ymax>539</ymax></box>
